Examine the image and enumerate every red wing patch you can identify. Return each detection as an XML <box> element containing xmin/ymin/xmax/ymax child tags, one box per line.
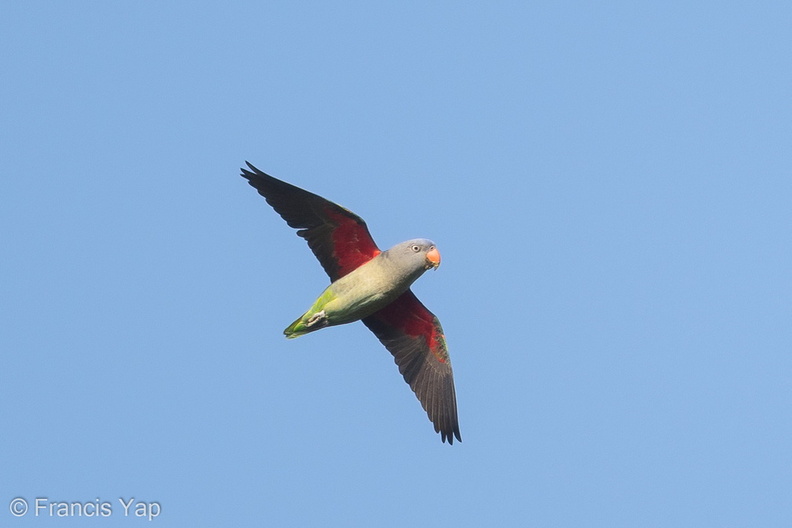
<box><xmin>374</xmin><ymin>292</ymin><xmax>448</xmax><ymax>363</ymax></box>
<box><xmin>324</xmin><ymin>206</ymin><xmax>381</xmax><ymax>277</ymax></box>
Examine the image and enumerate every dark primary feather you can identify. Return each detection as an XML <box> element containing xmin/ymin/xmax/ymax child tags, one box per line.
<box><xmin>363</xmin><ymin>291</ymin><xmax>461</xmax><ymax>444</ymax></box>
<box><xmin>240</xmin><ymin>162</ymin><xmax>380</xmax><ymax>281</ymax></box>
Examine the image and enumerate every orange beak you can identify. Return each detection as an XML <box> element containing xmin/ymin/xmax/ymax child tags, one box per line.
<box><xmin>425</xmin><ymin>247</ymin><xmax>441</xmax><ymax>270</ymax></box>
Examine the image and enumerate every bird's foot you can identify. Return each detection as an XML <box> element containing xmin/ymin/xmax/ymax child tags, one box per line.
<box><xmin>306</xmin><ymin>310</ymin><xmax>327</xmax><ymax>327</ymax></box>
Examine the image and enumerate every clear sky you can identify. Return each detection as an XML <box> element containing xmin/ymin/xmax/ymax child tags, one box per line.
<box><xmin>2</xmin><ymin>1</ymin><xmax>791</xmax><ymax>526</ymax></box>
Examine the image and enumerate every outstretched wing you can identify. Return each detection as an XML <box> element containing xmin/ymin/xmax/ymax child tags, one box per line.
<box><xmin>240</xmin><ymin>162</ymin><xmax>381</xmax><ymax>281</ymax></box>
<box><xmin>362</xmin><ymin>290</ymin><xmax>461</xmax><ymax>444</ymax></box>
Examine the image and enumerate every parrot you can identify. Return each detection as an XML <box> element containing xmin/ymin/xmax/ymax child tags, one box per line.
<box><xmin>240</xmin><ymin>162</ymin><xmax>461</xmax><ymax>444</ymax></box>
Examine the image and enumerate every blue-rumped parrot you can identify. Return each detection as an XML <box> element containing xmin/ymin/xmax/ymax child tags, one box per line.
<box><xmin>240</xmin><ymin>163</ymin><xmax>460</xmax><ymax>444</ymax></box>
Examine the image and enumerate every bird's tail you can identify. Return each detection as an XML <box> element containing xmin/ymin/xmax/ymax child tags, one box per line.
<box><xmin>284</xmin><ymin>310</ymin><xmax>328</xmax><ymax>339</ymax></box>
<box><xmin>284</xmin><ymin>289</ymin><xmax>334</xmax><ymax>339</ymax></box>
<box><xmin>284</xmin><ymin>317</ymin><xmax>311</xmax><ymax>339</ymax></box>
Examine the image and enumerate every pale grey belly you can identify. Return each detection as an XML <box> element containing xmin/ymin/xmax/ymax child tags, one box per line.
<box><xmin>325</xmin><ymin>268</ymin><xmax>410</xmax><ymax>324</ymax></box>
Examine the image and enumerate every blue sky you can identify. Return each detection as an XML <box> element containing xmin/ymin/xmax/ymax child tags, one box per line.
<box><xmin>2</xmin><ymin>1</ymin><xmax>791</xmax><ymax>526</ymax></box>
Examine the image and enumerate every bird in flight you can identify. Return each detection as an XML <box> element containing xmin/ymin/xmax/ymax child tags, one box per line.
<box><xmin>240</xmin><ymin>163</ymin><xmax>461</xmax><ymax>444</ymax></box>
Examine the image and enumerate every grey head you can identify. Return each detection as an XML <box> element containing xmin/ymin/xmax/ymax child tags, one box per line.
<box><xmin>382</xmin><ymin>238</ymin><xmax>441</xmax><ymax>278</ymax></box>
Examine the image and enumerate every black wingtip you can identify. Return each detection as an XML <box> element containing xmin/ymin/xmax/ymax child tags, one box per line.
<box><xmin>442</xmin><ymin>428</ymin><xmax>462</xmax><ymax>445</ymax></box>
<box><xmin>241</xmin><ymin>161</ymin><xmax>262</xmax><ymax>179</ymax></box>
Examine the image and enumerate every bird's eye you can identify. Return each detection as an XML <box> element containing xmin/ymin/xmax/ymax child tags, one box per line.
<box><xmin>411</xmin><ymin>245</ymin><xmax>420</xmax><ymax>252</ymax></box>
